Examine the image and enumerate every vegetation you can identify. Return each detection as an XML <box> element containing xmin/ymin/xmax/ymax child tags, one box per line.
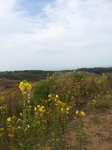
<box><xmin>77</xmin><ymin>67</ymin><xmax>112</xmax><ymax>74</ymax></box>
<box><xmin>0</xmin><ymin>70</ymin><xmax>55</xmax><ymax>81</ymax></box>
<box><xmin>0</xmin><ymin>69</ymin><xmax>112</xmax><ymax>149</ymax></box>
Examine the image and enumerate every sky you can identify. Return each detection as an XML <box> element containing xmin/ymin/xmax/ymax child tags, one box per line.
<box><xmin>0</xmin><ymin>0</ymin><xmax>112</xmax><ymax>71</ymax></box>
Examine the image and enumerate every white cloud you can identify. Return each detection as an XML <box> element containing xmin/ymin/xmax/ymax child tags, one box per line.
<box><xmin>0</xmin><ymin>0</ymin><xmax>112</xmax><ymax>71</ymax></box>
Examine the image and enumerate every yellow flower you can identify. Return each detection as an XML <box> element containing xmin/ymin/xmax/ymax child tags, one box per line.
<box><xmin>7</xmin><ymin>117</ymin><xmax>11</xmax><ymax>122</ymax></box>
<box><xmin>80</xmin><ymin>111</ymin><xmax>86</xmax><ymax>116</ymax></box>
<box><xmin>0</xmin><ymin>128</ymin><xmax>4</xmax><ymax>131</ymax></box>
<box><xmin>24</xmin><ymin>82</ymin><xmax>32</xmax><ymax>91</ymax></box>
<box><xmin>55</xmin><ymin>94</ymin><xmax>59</xmax><ymax>99</ymax></box>
<box><xmin>48</xmin><ymin>94</ymin><xmax>51</xmax><ymax>99</ymax></box>
<box><xmin>0</xmin><ymin>133</ymin><xmax>3</xmax><ymax>137</ymax></box>
<box><xmin>19</xmin><ymin>81</ymin><xmax>32</xmax><ymax>92</ymax></box>
<box><xmin>42</xmin><ymin>106</ymin><xmax>44</xmax><ymax>109</ymax></box>
<box><xmin>37</xmin><ymin>105</ymin><xmax>40</xmax><ymax>108</ymax></box>
<box><xmin>19</xmin><ymin>82</ymin><xmax>25</xmax><ymax>92</ymax></box>
<box><xmin>39</xmin><ymin>107</ymin><xmax>43</xmax><ymax>112</ymax></box>
<box><xmin>34</xmin><ymin>107</ymin><xmax>37</xmax><ymax>112</ymax></box>
<box><xmin>66</xmin><ymin>107</ymin><xmax>69</xmax><ymax>111</ymax></box>
<box><xmin>61</xmin><ymin>108</ymin><xmax>63</xmax><ymax>111</ymax></box>
<box><xmin>92</xmin><ymin>100</ymin><xmax>96</xmax><ymax>104</ymax></box>
<box><xmin>2</xmin><ymin>96</ymin><xmax>4</xmax><ymax>100</ymax></box>
<box><xmin>8</xmin><ymin>134</ymin><xmax>14</xmax><ymax>138</ymax></box>
<box><xmin>76</xmin><ymin>110</ymin><xmax>79</xmax><ymax>115</ymax></box>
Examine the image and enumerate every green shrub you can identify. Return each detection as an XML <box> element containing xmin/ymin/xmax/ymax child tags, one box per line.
<box><xmin>32</xmin><ymin>79</ymin><xmax>53</xmax><ymax>105</ymax></box>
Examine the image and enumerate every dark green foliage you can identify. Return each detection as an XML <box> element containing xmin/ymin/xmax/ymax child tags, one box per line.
<box><xmin>76</xmin><ymin>67</ymin><xmax>112</xmax><ymax>74</ymax></box>
<box><xmin>32</xmin><ymin>80</ymin><xmax>53</xmax><ymax>104</ymax></box>
<box><xmin>0</xmin><ymin>70</ymin><xmax>55</xmax><ymax>82</ymax></box>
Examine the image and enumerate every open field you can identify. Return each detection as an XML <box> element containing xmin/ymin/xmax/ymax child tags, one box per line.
<box><xmin>0</xmin><ymin>70</ymin><xmax>112</xmax><ymax>150</ymax></box>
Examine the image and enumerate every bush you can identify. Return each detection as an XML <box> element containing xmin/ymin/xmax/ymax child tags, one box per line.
<box><xmin>32</xmin><ymin>79</ymin><xmax>53</xmax><ymax>105</ymax></box>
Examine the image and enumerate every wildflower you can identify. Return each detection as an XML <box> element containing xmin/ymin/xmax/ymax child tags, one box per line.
<box><xmin>24</xmin><ymin>82</ymin><xmax>32</xmax><ymax>91</ymax></box>
<box><xmin>74</xmin><ymin>116</ymin><xmax>76</xmax><ymax>119</ymax></box>
<box><xmin>42</xmin><ymin>106</ymin><xmax>44</xmax><ymax>109</ymax></box>
<box><xmin>66</xmin><ymin>107</ymin><xmax>69</xmax><ymax>111</ymax></box>
<box><xmin>0</xmin><ymin>128</ymin><xmax>4</xmax><ymax>131</ymax></box>
<box><xmin>19</xmin><ymin>80</ymin><xmax>32</xmax><ymax>93</ymax></box>
<box><xmin>2</xmin><ymin>96</ymin><xmax>4</xmax><ymax>100</ymax></box>
<box><xmin>80</xmin><ymin>111</ymin><xmax>86</xmax><ymax>117</ymax></box>
<box><xmin>56</xmin><ymin>94</ymin><xmax>59</xmax><ymax>99</ymax></box>
<box><xmin>48</xmin><ymin>94</ymin><xmax>51</xmax><ymax>99</ymax></box>
<box><xmin>37</xmin><ymin>105</ymin><xmax>40</xmax><ymax>108</ymax></box>
<box><xmin>34</xmin><ymin>107</ymin><xmax>37</xmax><ymax>112</ymax></box>
<box><xmin>39</xmin><ymin>107</ymin><xmax>43</xmax><ymax>112</ymax></box>
<box><xmin>19</xmin><ymin>82</ymin><xmax>25</xmax><ymax>92</ymax></box>
<box><xmin>8</xmin><ymin>134</ymin><xmax>14</xmax><ymax>138</ymax></box>
<box><xmin>0</xmin><ymin>133</ymin><xmax>3</xmax><ymax>137</ymax></box>
<box><xmin>7</xmin><ymin>117</ymin><xmax>11</xmax><ymax>122</ymax></box>
<box><xmin>76</xmin><ymin>110</ymin><xmax>79</xmax><ymax>115</ymax></box>
<box><xmin>20</xmin><ymin>113</ymin><xmax>22</xmax><ymax>116</ymax></box>
<box><xmin>92</xmin><ymin>100</ymin><xmax>96</xmax><ymax>104</ymax></box>
<box><xmin>61</xmin><ymin>108</ymin><xmax>63</xmax><ymax>111</ymax></box>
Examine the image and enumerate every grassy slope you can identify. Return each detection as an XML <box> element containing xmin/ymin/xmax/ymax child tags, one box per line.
<box><xmin>0</xmin><ymin>70</ymin><xmax>112</xmax><ymax>150</ymax></box>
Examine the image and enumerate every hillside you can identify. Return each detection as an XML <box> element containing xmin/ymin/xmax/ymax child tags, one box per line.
<box><xmin>0</xmin><ymin>70</ymin><xmax>112</xmax><ymax>150</ymax></box>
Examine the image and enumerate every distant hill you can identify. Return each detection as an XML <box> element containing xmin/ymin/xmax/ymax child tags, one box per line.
<box><xmin>0</xmin><ymin>70</ymin><xmax>55</xmax><ymax>82</ymax></box>
<box><xmin>76</xmin><ymin>67</ymin><xmax>112</xmax><ymax>74</ymax></box>
<box><xmin>0</xmin><ymin>67</ymin><xmax>112</xmax><ymax>81</ymax></box>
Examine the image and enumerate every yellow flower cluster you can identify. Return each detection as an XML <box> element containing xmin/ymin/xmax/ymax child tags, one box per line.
<box><xmin>60</xmin><ymin>107</ymin><xmax>70</xmax><ymax>114</ymax></box>
<box><xmin>34</xmin><ymin>105</ymin><xmax>45</xmax><ymax>113</ymax></box>
<box><xmin>19</xmin><ymin>80</ymin><xmax>32</xmax><ymax>93</ymax></box>
<box><xmin>56</xmin><ymin>100</ymin><xmax>66</xmax><ymax>107</ymax></box>
<box><xmin>75</xmin><ymin>110</ymin><xmax>86</xmax><ymax>117</ymax></box>
<box><xmin>6</xmin><ymin>117</ymin><xmax>15</xmax><ymax>138</ymax></box>
<box><xmin>0</xmin><ymin>127</ymin><xmax>4</xmax><ymax>137</ymax></box>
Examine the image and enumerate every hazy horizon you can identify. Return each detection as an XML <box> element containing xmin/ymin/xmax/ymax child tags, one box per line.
<box><xmin>1</xmin><ymin>66</ymin><xmax>112</xmax><ymax>72</ymax></box>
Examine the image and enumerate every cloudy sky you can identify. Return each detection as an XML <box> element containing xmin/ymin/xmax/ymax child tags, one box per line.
<box><xmin>0</xmin><ymin>0</ymin><xmax>112</xmax><ymax>71</ymax></box>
